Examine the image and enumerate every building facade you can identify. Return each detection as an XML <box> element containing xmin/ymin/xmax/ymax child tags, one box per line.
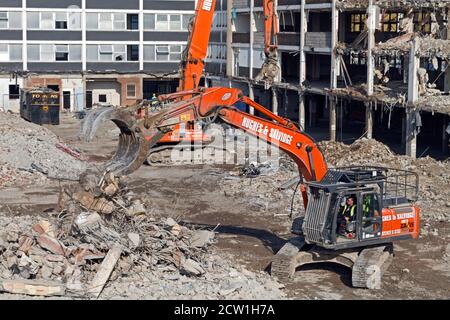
<box><xmin>0</xmin><ymin>0</ymin><xmax>195</xmax><ymax>111</ymax></box>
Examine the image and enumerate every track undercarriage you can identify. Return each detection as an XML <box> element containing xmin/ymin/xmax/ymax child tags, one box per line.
<box><xmin>271</xmin><ymin>238</ymin><xmax>394</xmax><ymax>289</ymax></box>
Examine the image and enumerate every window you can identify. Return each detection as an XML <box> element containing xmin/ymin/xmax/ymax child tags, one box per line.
<box><xmin>0</xmin><ymin>11</ymin><xmax>21</xmax><ymax>29</ymax></box>
<box><xmin>144</xmin><ymin>45</ymin><xmax>155</xmax><ymax>61</ymax></box>
<box><xmin>55</xmin><ymin>12</ymin><xmax>68</xmax><ymax>29</ymax></box>
<box><xmin>113</xmin><ymin>44</ymin><xmax>126</xmax><ymax>61</ymax></box>
<box><xmin>9</xmin><ymin>85</ymin><xmax>19</xmax><ymax>100</ymax></box>
<box><xmin>0</xmin><ymin>12</ymin><xmax>7</xmax><ymax>29</ymax></box>
<box><xmin>183</xmin><ymin>14</ymin><xmax>193</xmax><ymax>30</ymax></box>
<box><xmin>127</xmin><ymin>45</ymin><xmax>139</xmax><ymax>61</ymax></box>
<box><xmin>69</xmin><ymin>45</ymin><xmax>81</xmax><ymax>61</ymax></box>
<box><xmin>28</xmin><ymin>45</ymin><xmax>40</xmax><ymax>61</ymax></box>
<box><xmin>27</xmin><ymin>12</ymin><xmax>40</xmax><ymax>29</ymax></box>
<box><xmin>41</xmin><ymin>12</ymin><xmax>54</xmax><ymax>29</ymax></box>
<box><xmin>41</xmin><ymin>44</ymin><xmax>54</xmax><ymax>61</ymax></box>
<box><xmin>87</xmin><ymin>45</ymin><xmax>98</xmax><ymax>61</ymax></box>
<box><xmin>9</xmin><ymin>44</ymin><xmax>22</xmax><ymax>61</ymax></box>
<box><xmin>169</xmin><ymin>45</ymin><xmax>182</xmax><ymax>61</ymax></box>
<box><xmin>0</xmin><ymin>44</ymin><xmax>8</xmax><ymax>61</ymax></box>
<box><xmin>414</xmin><ymin>12</ymin><xmax>431</xmax><ymax>34</ymax></box>
<box><xmin>169</xmin><ymin>15</ymin><xmax>181</xmax><ymax>30</ymax></box>
<box><xmin>99</xmin><ymin>94</ymin><xmax>107</xmax><ymax>103</ymax></box>
<box><xmin>156</xmin><ymin>45</ymin><xmax>169</xmax><ymax>61</ymax></box>
<box><xmin>350</xmin><ymin>13</ymin><xmax>367</xmax><ymax>33</ymax></box>
<box><xmin>127</xmin><ymin>14</ymin><xmax>139</xmax><ymax>30</ymax></box>
<box><xmin>126</xmin><ymin>84</ymin><xmax>136</xmax><ymax>98</ymax></box>
<box><xmin>99</xmin><ymin>45</ymin><xmax>113</xmax><ymax>61</ymax></box>
<box><xmin>382</xmin><ymin>12</ymin><xmax>402</xmax><ymax>32</ymax></box>
<box><xmin>99</xmin><ymin>13</ymin><xmax>112</xmax><ymax>30</ymax></box>
<box><xmin>114</xmin><ymin>13</ymin><xmax>126</xmax><ymax>30</ymax></box>
<box><xmin>55</xmin><ymin>45</ymin><xmax>69</xmax><ymax>61</ymax></box>
<box><xmin>86</xmin><ymin>13</ymin><xmax>98</xmax><ymax>29</ymax></box>
<box><xmin>144</xmin><ymin>14</ymin><xmax>155</xmax><ymax>30</ymax></box>
<box><xmin>156</xmin><ymin>14</ymin><xmax>168</xmax><ymax>30</ymax></box>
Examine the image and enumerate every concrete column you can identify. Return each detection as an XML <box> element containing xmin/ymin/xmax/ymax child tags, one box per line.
<box><xmin>249</xmin><ymin>0</ymin><xmax>255</xmax><ymax>79</ymax></box>
<box><xmin>272</xmin><ymin>88</ymin><xmax>278</xmax><ymax>115</ymax></box>
<box><xmin>248</xmin><ymin>83</ymin><xmax>255</xmax><ymax>115</ymax></box>
<box><xmin>226</xmin><ymin>0</ymin><xmax>234</xmax><ymax>77</ymax></box>
<box><xmin>366</xmin><ymin>0</ymin><xmax>375</xmax><ymax>96</ymax></box>
<box><xmin>329</xmin><ymin>98</ymin><xmax>337</xmax><ymax>141</ymax></box>
<box><xmin>139</xmin><ymin>0</ymin><xmax>144</xmax><ymax>71</ymax></box>
<box><xmin>298</xmin><ymin>93</ymin><xmax>305</xmax><ymax>131</ymax></box>
<box><xmin>330</xmin><ymin>0</ymin><xmax>339</xmax><ymax>89</ymax></box>
<box><xmin>406</xmin><ymin>38</ymin><xmax>419</xmax><ymax>158</ymax></box>
<box><xmin>81</xmin><ymin>0</ymin><xmax>86</xmax><ymax>71</ymax></box>
<box><xmin>299</xmin><ymin>0</ymin><xmax>306</xmax><ymax>86</ymax></box>
<box><xmin>22</xmin><ymin>0</ymin><xmax>27</xmax><ymax>71</ymax></box>
<box><xmin>365</xmin><ymin>102</ymin><xmax>373</xmax><ymax>139</ymax></box>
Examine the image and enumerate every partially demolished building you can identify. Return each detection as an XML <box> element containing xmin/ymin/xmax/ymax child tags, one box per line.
<box><xmin>206</xmin><ymin>0</ymin><xmax>450</xmax><ymax>158</ymax></box>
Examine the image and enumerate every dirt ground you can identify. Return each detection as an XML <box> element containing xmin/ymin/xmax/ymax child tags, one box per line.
<box><xmin>1</xmin><ymin>113</ymin><xmax>449</xmax><ymax>300</ymax></box>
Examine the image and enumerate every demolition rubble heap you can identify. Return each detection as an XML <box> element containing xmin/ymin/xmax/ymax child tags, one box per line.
<box><xmin>221</xmin><ymin>138</ymin><xmax>450</xmax><ymax>222</ymax></box>
<box><xmin>0</xmin><ymin>173</ymin><xmax>285</xmax><ymax>299</ymax></box>
<box><xmin>0</xmin><ymin>112</ymin><xmax>86</xmax><ymax>187</ymax></box>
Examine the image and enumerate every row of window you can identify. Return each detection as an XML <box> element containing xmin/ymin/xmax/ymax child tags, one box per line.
<box><xmin>0</xmin><ymin>44</ymin><xmax>189</xmax><ymax>62</ymax></box>
<box><xmin>0</xmin><ymin>11</ymin><xmax>194</xmax><ymax>31</ymax></box>
<box><xmin>350</xmin><ymin>12</ymin><xmax>433</xmax><ymax>33</ymax></box>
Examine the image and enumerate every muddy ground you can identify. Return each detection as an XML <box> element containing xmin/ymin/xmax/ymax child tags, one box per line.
<box><xmin>1</xmin><ymin>113</ymin><xmax>449</xmax><ymax>299</ymax></box>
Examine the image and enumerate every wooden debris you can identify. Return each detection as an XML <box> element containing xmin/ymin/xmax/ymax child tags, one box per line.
<box><xmin>88</xmin><ymin>245</ymin><xmax>123</xmax><ymax>299</ymax></box>
<box><xmin>0</xmin><ymin>279</ymin><xmax>65</xmax><ymax>296</ymax></box>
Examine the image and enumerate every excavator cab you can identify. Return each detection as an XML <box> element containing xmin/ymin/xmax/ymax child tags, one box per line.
<box><xmin>302</xmin><ymin>166</ymin><xmax>419</xmax><ymax>250</ymax></box>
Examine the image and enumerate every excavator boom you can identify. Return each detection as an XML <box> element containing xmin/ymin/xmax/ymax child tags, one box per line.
<box><xmin>178</xmin><ymin>0</ymin><xmax>217</xmax><ymax>92</ymax></box>
<box><xmin>90</xmin><ymin>87</ymin><xmax>328</xmax><ymax>208</ymax></box>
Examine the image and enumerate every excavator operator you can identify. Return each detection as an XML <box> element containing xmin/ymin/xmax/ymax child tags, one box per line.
<box><xmin>338</xmin><ymin>195</ymin><xmax>357</xmax><ymax>239</ymax></box>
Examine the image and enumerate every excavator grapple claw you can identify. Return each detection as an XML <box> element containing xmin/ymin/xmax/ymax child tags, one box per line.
<box><xmin>79</xmin><ymin>106</ymin><xmax>154</xmax><ymax>177</ymax></box>
<box><xmin>79</xmin><ymin>106</ymin><xmax>115</xmax><ymax>143</ymax></box>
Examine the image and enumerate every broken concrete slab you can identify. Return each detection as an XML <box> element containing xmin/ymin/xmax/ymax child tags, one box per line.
<box><xmin>180</xmin><ymin>258</ymin><xmax>205</xmax><ymax>276</ymax></box>
<box><xmin>127</xmin><ymin>233</ymin><xmax>140</xmax><ymax>248</ymax></box>
<box><xmin>190</xmin><ymin>230</ymin><xmax>215</xmax><ymax>248</ymax></box>
<box><xmin>0</xmin><ymin>279</ymin><xmax>66</xmax><ymax>296</ymax></box>
<box><xmin>74</xmin><ymin>212</ymin><xmax>102</xmax><ymax>229</ymax></box>
<box><xmin>88</xmin><ymin>244</ymin><xmax>122</xmax><ymax>299</ymax></box>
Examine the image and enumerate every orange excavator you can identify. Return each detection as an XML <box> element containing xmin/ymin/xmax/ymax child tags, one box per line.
<box><xmin>81</xmin><ymin>0</ymin><xmax>281</xmax><ymax>165</ymax></box>
<box><xmin>81</xmin><ymin>86</ymin><xmax>420</xmax><ymax>289</ymax></box>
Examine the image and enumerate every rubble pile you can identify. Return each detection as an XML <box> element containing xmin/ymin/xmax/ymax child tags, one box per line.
<box><xmin>0</xmin><ymin>174</ymin><xmax>286</xmax><ymax>299</ymax></box>
<box><xmin>220</xmin><ymin>137</ymin><xmax>449</xmax><ymax>221</ymax></box>
<box><xmin>0</xmin><ymin>112</ymin><xmax>86</xmax><ymax>183</ymax></box>
<box><xmin>318</xmin><ymin>138</ymin><xmax>450</xmax><ymax>221</ymax></box>
<box><xmin>220</xmin><ymin>157</ymin><xmax>300</xmax><ymax>215</ymax></box>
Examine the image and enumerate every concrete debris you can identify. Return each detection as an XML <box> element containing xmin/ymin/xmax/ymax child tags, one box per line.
<box><xmin>0</xmin><ymin>178</ymin><xmax>286</xmax><ymax>299</ymax></box>
<box><xmin>0</xmin><ymin>279</ymin><xmax>66</xmax><ymax>297</ymax></box>
<box><xmin>88</xmin><ymin>245</ymin><xmax>123</xmax><ymax>298</ymax></box>
<box><xmin>190</xmin><ymin>230</ymin><xmax>215</xmax><ymax>248</ymax></box>
<box><xmin>0</xmin><ymin>112</ymin><xmax>86</xmax><ymax>186</ymax></box>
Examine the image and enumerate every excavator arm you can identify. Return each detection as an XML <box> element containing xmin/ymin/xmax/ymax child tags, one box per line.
<box><xmin>178</xmin><ymin>0</ymin><xmax>217</xmax><ymax>92</ymax></box>
<box><xmin>255</xmin><ymin>0</ymin><xmax>280</xmax><ymax>87</ymax></box>
<box><xmin>99</xmin><ymin>87</ymin><xmax>328</xmax><ymax>208</ymax></box>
